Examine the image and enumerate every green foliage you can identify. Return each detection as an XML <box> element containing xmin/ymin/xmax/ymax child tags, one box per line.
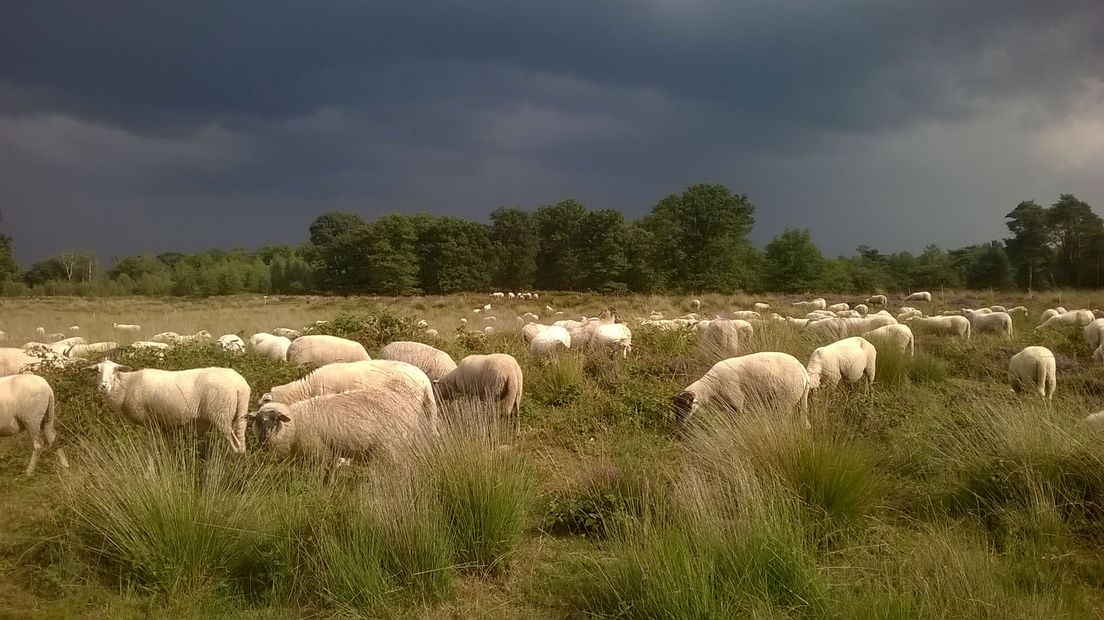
<box><xmin>305</xmin><ymin>309</ymin><xmax>415</xmax><ymax>350</ymax></box>
<box><xmin>428</xmin><ymin>433</ymin><xmax>535</xmax><ymax>574</ymax></box>
<box><xmin>529</xmin><ymin>355</ymin><xmax>584</xmax><ymax>406</ymax></box>
<box><xmin>542</xmin><ymin>462</ymin><xmax>659</xmax><ymax>537</ymax></box>
<box><xmin>763</xmin><ymin>228</ymin><xmax>824</xmax><ymax>293</ymax></box>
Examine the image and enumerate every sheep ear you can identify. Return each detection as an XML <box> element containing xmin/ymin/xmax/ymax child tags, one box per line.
<box><xmin>243</xmin><ymin>412</ymin><xmax>257</xmax><ymax>422</ymax></box>
<box><xmin>116</xmin><ymin>364</ymin><xmax>133</xmax><ymax>372</ymax></box>
<box><xmin>277</xmin><ymin>414</ymin><xmax>291</xmax><ymax>423</ymax></box>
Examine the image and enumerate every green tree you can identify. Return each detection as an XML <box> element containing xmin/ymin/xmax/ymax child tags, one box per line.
<box><xmin>534</xmin><ymin>199</ymin><xmax>588</xmax><ymax>290</ymax></box>
<box><xmin>762</xmin><ymin>229</ymin><xmax>824</xmax><ymax>293</ymax></box>
<box><xmin>306</xmin><ymin>211</ymin><xmax>373</xmax><ymax>292</ymax></box>
<box><xmin>643</xmin><ymin>184</ymin><xmax>756</xmax><ymax>292</ymax></box>
<box><xmin>1047</xmin><ymin>194</ymin><xmax>1101</xmax><ymax>288</ymax></box>
<box><xmin>489</xmin><ymin>208</ymin><xmax>538</xmax><ymax>291</ymax></box>
<box><xmin>965</xmin><ymin>241</ymin><xmax>1013</xmax><ymax>289</ymax></box>
<box><xmin>366</xmin><ymin>214</ymin><xmax>420</xmax><ymax>295</ymax></box>
<box><xmin>577</xmin><ymin>209</ymin><xmax>632</xmax><ymax>291</ymax></box>
<box><xmin>1004</xmin><ymin>200</ymin><xmax>1052</xmax><ymax>290</ymax></box>
<box><xmin>415</xmin><ymin>216</ymin><xmax>494</xmax><ymax>293</ymax></box>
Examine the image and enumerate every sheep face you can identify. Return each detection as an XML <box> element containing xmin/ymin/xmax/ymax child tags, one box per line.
<box><xmin>91</xmin><ymin>360</ymin><xmax>131</xmax><ymax>394</ymax></box>
<box><xmin>672</xmin><ymin>390</ymin><xmax>698</xmax><ymax>429</ymax></box>
<box><xmin>247</xmin><ymin>405</ymin><xmax>292</xmax><ymax>444</ymax></box>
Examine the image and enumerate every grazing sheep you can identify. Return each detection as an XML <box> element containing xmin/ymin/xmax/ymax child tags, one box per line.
<box><xmin>90</xmin><ymin>360</ymin><xmax>252</xmax><ymax>453</ymax></box>
<box><xmin>731</xmin><ymin>310</ymin><xmax>762</xmax><ymax>321</ymax></box>
<box><xmin>520</xmin><ymin>312</ymin><xmax>539</xmax><ymax>323</ymax></box>
<box><xmin>966</xmin><ymin>307</ymin><xmax>994</xmax><ymax>315</ymax></box>
<box><xmin>261</xmin><ymin>358</ymin><xmax>436</xmax><ymax>422</ymax></box>
<box><xmin>690</xmin><ymin>299</ymin><xmax>702</xmax><ymax>311</ymax></box>
<box><xmin>66</xmin><ymin>342</ymin><xmax>119</xmax><ymax>359</ymax></box>
<box><xmin>699</xmin><ymin>319</ymin><xmax>741</xmax><ymax>359</ymax></box>
<box><xmin>587</xmin><ymin>323</ymin><xmax>633</xmax><ymax>358</ymax></box>
<box><xmin>272</xmin><ymin>327</ymin><xmax>301</xmax><ymax>339</ymax></box>
<box><xmin>68</xmin><ymin>325</ymin><xmax>80</xmax><ymax>333</ymax></box>
<box><xmin>1008</xmin><ymin>346</ymin><xmax>1056</xmax><ymax>400</ymax></box>
<box><xmin>530</xmin><ymin>327</ymin><xmax>572</xmax><ymax>357</ymax></box>
<box><xmin>0</xmin><ymin>374</ymin><xmax>69</xmax><ymax>475</ymax></box>
<box><xmin>112</xmin><ymin>323</ymin><xmax>141</xmax><ymax>333</ymax></box>
<box><xmin>174</xmin><ymin>330</ymin><xmax>213</xmax><ymax>345</ymax></box>
<box><xmin>864</xmin><ymin>324</ymin><xmax>915</xmax><ymax>356</ymax></box>
<box><xmin>1085</xmin><ymin>319</ymin><xmax>1104</xmax><ymax>350</ymax></box>
<box><xmin>286</xmin><ymin>335</ymin><xmax>370</xmax><ymax>366</ymax></box>
<box><xmin>963</xmin><ymin>310</ymin><xmax>1014</xmax><ymax>339</ymax></box>
<box><xmin>903</xmin><ymin>292</ymin><xmax>932</xmax><ymax>302</ymax></box>
<box><xmin>793</xmin><ymin>299</ymin><xmax>827</xmax><ymax>312</ymax></box>
<box><xmin>424</xmin><ymin>328</ymin><xmax>440</xmax><ymax>339</ymax></box>
<box><xmin>483</xmin><ymin>326</ymin><xmax>496</xmax><ymax>336</ymax></box>
<box><xmin>854</xmin><ymin>304</ymin><xmax>869</xmax><ymax>316</ymax></box>
<box><xmin>1036</xmin><ymin>309</ymin><xmax>1095</xmax><ymax>331</ymax></box>
<box><xmin>906</xmin><ymin>315</ymin><xmax>971</xmax><ymax>339</ymax></box>
<box><xmin>827</xmin><ymin>302</ymin><xmax>850</xmax><ymax>313</ymax></box>
<box><xmin>897</xmin><ymin>308</ymin><xmax>924</xmax><ymax>322</ymax></box>
<box><xmin>491</xmin><ymin>292</ymin><xmax>505</xmax><ymax>298</ymax></box>
<box><xmin>130</xmin><ymin>341</ymin><xmax>171</xmax><ymax>357</ymax></box>
<box><xmin>990</xmin><ymin>305</ymin><xmax>1007</xmax><ymax>312</ymax></box>
<box><xmin>806</xmin><ymin>318</ymin><xmax>848</xmax><ymax>341</ymax></box>
<box><xmin>218</xmin><ymin>334</ymin><xmax>246</xmax><ymax>354</ymax></box>
<box><xmin>150</xmin><ymin>331</ymin><xmax>180</xmax><ymax>344</ymax></box>
<box><xmin>673</xmin><ymin>352</ymin><xmax>810</xmax><ymax>430</ymax></box>
<box><xmin>753</xmin><ymin>303</ymin><xmax>771</xmax><ymax>313</ymax></box>
<box><xmin>1008</xmin><ymin>306</ymin><xmax>1028</xmax><ymax>315</ymax></box>
<box><xmin>866</xmin><ymin>294</ymin><xmax>888</xmax><ymax>306</ymax></box>
<box><xmin>1</xmin><ymin>348</ymin><xmax>42</xmax><ymax>376</ymax></box>
<box><xmin>433</xmin><ymin>353</ymin><xmax>524</xmax><ymax>430</ymax></box>
<box><xmin>246</xmin><ymin>383</ymin><xmax>437</xmax><ymax>479</ymax></box>
<box><xmin>1040</xmin><ymin>308</ymin><xmax>1061</xmax><ymax>322</ymax></box>
<box><xmin>34</xmin><ymin>327</ymin><xmax>45</xmax><ymax>338</ymax></box>
<box><xmin>806</xmin><ymin>337</ymin><xmax>877</xmax><ymax>389</ymax></box>
<box><xmin>378</xmin><ymin>341</ymin><xmax>458</xmax><ymax>382</ymax></box>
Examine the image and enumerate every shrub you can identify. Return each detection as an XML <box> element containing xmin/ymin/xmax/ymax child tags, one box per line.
<box><xmin>305</xmin><ymin>309</ymin><xmax>414</xmax><ymax>349</ymax></box>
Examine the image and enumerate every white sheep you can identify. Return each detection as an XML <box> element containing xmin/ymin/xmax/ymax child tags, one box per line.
<box><xmin>699</xmin><ymin>319</ymin><xmax>741</xmax><ymax>359</ymax></box>
<box><xmin>112</xmin><ymin>323</ymin><xmax>141</xmax><ymax>333</ymax></box>
<box><xmin>1007</xmin><ymin>306</ymin><xmax>1028</xmax><ymax>315</ymax></box>
<box><xmin>174</xmin><ymin>330</ymin><xmax>213</xmax><ymax>345</ymax></box>
<box><xmin>903</xmin><ymin>292</ymin><xmax>932</xmax><ymax>302</ymax></box>
<box><xmin>378</xmin><ymin>341</ymin><xmax>458</xmax><ymax>382</ymax></box>
<box><xmin>1</xmin><ymin>348</ymin><xmax>44</xmax><ymax>376</ymax></box>
<box><xmin>863</xmin><ymin>324</ymin><xmax>915</xmax><ymax>356</ymax></box>
<box><xmin>150</xmin><ymin>331</ymin><xmax>180</xmax><ymax>344</ymax></box>
<box><xmin>827</xmin><ymin>302</ymin><xmax>850</xmax><ymax>313</ymax></box>
<box><xmin>272</xmin><ymin>327</ymin><xmax>301</xmax><ymax>339</ymax></box>
<box><xmin>1008</xmin><ymin>346</ymin><xmax>1056</xmax><ymax>400</ymax></box>
<box><xmin>906</xmin><ymin>315</ymin><xmax>971</xmax><ymax>339</ymax></box>
<box><xmin>690</xmin><ymin>299</ymin><xmax>702</xmax><ymax>311</ymax></box>
<box><xmin>731</xmin><ymin>310</ymin><xmax>762</xmax><ymax>321</ymax></box>
<box><xmin>1036</xmin><ymin>309</ymin><xmax>1095</xmax><ymax>331</ymax></box>
<box><xmin>433</xmin><ymin>353</ymin><xmax>524</xmax><ymax>430</ymax></box>
<box><xmin>130</xmin><ymin>341</ymin><xmax>171</xmax><ymax>357</ymax></box>
<box><xmin>90</xmin><ymin>360</ymin><xmax>252</xmax><ymax>453</ymax></box>
<box><xmin>218</xmin><ymin>334</ymin><xmax>246</xmax><ymax>354</ymax></box>
<box><xmin>530</xmin><ymin>327</ymin><xmax>572</xmax><ymax>357</ymax></box>
<box><xmin>66</xmin><ymin>341</ymin><xmax>119</xmax><ymax>359</ymax></box>
<box><xmin>866</xmin><ymin>294</ymin><xmax>888</xmax><ymax>306</ymax></box>
<box><xmin>854</xmin><ymin>304</ymin><xmax>869</xmax><ymax>316</ymax></box>
<box><xmin>673</xmin><ymin>352</ymin><xmax>810</xmax><ymax>429</ymax></box>
<box><xmin>483</xmin><ymin>326</ymin><xmax>496</xmax><ymax>336</ymax></box>
<box><xmin>806</xmin><ymin>337</ymin><xmax>877</xmax><ymax>389</ymax></box>
<box><xmin>1084</xmin><ymin>319</ymin><xmax>1104</xmax><ymax>350</ymax></box>
<box><xmin>68</xmin><ymin>325</ymin><xmax>80</xmax><ymax>333</ymax></box>
<box><xmin>424</xmin><ymin>328</ymin><xmax>440</xmax><ymax>339</ymax></box>
<box><xmin>587</xmin><ymin>323</ymin><xmax>633</xmax><ymax>358</ymax></box>
<box><xmin>491</xmin><ymin>292</ymin><xmax>505</xmax><ymax>299</ymax></box>
<box><xmin>246</xmin><ymin>384</ymin><xmax>437</xmax><ymax>479</ymax></box>
<box><xmin>990</xmin><ymin>305</ymin><xmax>1007</xmax><ymax>312</ymax></box>
<box><xmin>753</xmin><ymin>302</ymin><xmax>771</xmax><ymax>312</ymax></box>
<box><xmin>286</xmin><ymin>335</ymin><xmax>370</xmax><ymax>366</ymax></box>
<box><xmin>963</xmin><ymin>310</ymin><xmax>1014</xmax><ymax>339</ymax></box>
<box><xmin>0</xmin><ymin>374</ymin><xmax>69</xmax><ymax>475</ymax></box>
<box><xmin>897</xmin><ymin>308</ymin><xmax>924</xmax><ymax>322</ymax></box>
<box><xmin>520</xmin><ymin>312</ymin><xmax>539</xmax><ymax>322</ymax></box>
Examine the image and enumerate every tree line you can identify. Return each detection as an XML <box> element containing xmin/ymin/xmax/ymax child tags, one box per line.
<box><xmin>0</xmin><ymin>188</ymin><xmax>1099</xmax><ymax>296</ymax></box>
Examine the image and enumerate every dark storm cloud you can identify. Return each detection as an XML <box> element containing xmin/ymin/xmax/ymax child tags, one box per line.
<box><xmin>1</xmin><ymin>1</ymin><xmax>1103</xmax><ymax>262</ymax></box>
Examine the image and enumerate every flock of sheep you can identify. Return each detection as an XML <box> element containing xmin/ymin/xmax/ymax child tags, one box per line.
<box><xmin>1</xmin><ymin>291</ymin><xmax>1101</xmax><ymax>477</ymax></box>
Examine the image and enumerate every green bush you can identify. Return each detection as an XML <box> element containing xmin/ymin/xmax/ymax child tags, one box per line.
<box><xmin>305</xmin><ymin>309</ymin><xmax>415</xmax><ymax>349</ymax></box>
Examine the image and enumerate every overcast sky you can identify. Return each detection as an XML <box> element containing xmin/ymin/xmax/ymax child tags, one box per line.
<box><xmin>2</xmin><ymin>1</ymin><xmax>1102</xmax><ymax>264</ymax></box>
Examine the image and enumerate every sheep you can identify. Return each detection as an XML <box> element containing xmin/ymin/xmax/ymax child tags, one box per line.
<box><xmin>112</xmin><ymin>323</ymin><xmax>141</xmax><ymax>333</ymax></box>
<box><xmin>753</xmin><ymin>302</ymin><xmax>771</xmax><ymax>313</ymax></box>
<box><xmin>31</xmin><ymin>336</ymin><xmax>88</xmax><ymax>356</ymax></box>
<box><xmin>66</xmin><ymin>342</ymin><xmax>119</xmax><ymax>359</ymax></box>
<box><xmin>90</xmin><ymin>360</ymin><xmax>251</xmax><ymax>453</ymax></box>
<box><xmin>587</xmin><ymin>323</ymin><xmax>633</xmax><ymax>358</ymax></box>
<box><xmin>837</xmin><ymin>310</ymin><xmax>862</xmax><ymax>319</ymax></box>
<box><xmin>130</xmin><ymin>341</ymin><xmax>171</xmax><ymax>357</ymax></box>
<box><xmin>690</xmin><ymin>299</ymin><xmax>702</xmax><ymax>311</ymax></box>
<box><xmin>378</xmin><ymin>341</ymin><xmax>458</xmax><ymax>382</ymax></box>
<box><xmin>1008</xmin><ymin>346</ymin><xmax>1056</xmax><ymax>400</ymax></box>
<box><xmin>990</xmin><ymin>305</ymin><xmax>1007</xmax><ymax>312</ymax></box>
<box><xmin>484</xmin><ymin>316</ymin><xmax>498</xmax><ymax>323</ymax></box>
<box><xmin>806</xmin><ymin>337</ymin><xmax>877</xmax><ymax>389</ymax></box>
<box><xmin>806</xmin><ymin>318</ymin><xmax>849</xmax><ymax>341</ymax></box>
<box><xmin>0</xmin><ymin>331</ymin><xmax>7</xmax><ymax>343</ymax></box>
<box><xmin>0</xmin><ymin>374</ymin><xmax>69</xmax><ymax>475</ymax></box>
<box><xmin>793</xmin><ymin>299</ymin><xmax>827</xmax><ymax>312</ymax></box>
<box><xmin>963</xmin><ymin>310</ymin><xmax>1014</xmax><ymax>339</ymax></box>
<box><xmin>425</xmin><ymin>328</ymin><xmax>440</xmax><ymax>339</ymax></box>
<box><xmin>906</xmin><ymin>315</ymin><xmax>971</xmax><ymax>339</ymax></box>
<box><xmin>491</xmin><ymin>292</ymin><xmax>505</xmax><ymax>299</ymax></box>
<box><xmin>483</xmin><ymin>326</ymin><xmax>496</xmax><ymax>336</ymax></box>
<box><xmin>863</xmin><ymin>324</ymin><xmax>915</xmax><ymax>356</ymax></box>
<box><xmin>1084</xmin><ymin>319</ymin><xmax>1104</xmax><ymax>350</ymax></box>
<box><xmin>286</xmin><ymin>335</ymin><xmax>370</xmax><ymax>366</ymax></box>
<box><xmin>508</xmin><ymin>292</ymin><xmax>517</xmax><ymax>299</ymax></box>
<box><xmin>1008</xmin><ymin>306</ymin><xmax>1028</xmax><ymax>315</ymax></box>
<box><xmin>150</xmin><ymin>332</ymin><xmax>180</xmax><ymax>344</ymax></box>
<box><xmin>648</xmin><ymin>311</ymin><xmax>665</xmax><ymax>320</ymax></box>
<box><xmin>966</xmin><ymin>307</ymin><xmax>994</xmax><ymax>315</ymax></box>
<box><xmin>174</xmin><ymin>330</ymin><xmax>213</xmax><ymax>345</ymax></box>
<box><xmin>731</xmin><ymin>311</ymin><xmax>762</xmax><ymax>321</ymax></box>
<box><xmin>827</xmin><ymin>302</ymin><xmax>850</xmax><ymax>313</ymax></box>
<box><xmin>520</xmin><ymin>312</ymin><xmax>539</xmax><ymax>322</ymax></box>
<box><xmin>261</xmin><ymin>358</ymin><xmax>436</xmax><ymax>423</ymax></box>
<box><xmin>1039</xmin><ymin>308</ymin><xmax>1061</xmax><ymax>322</ymax></box>
<box><xmin>272</xmin><ymin>327</ymin><xmax>301</xmax><ymax>339</ymax></box>
<box><xmin>34</xmin><ymin>327</ymin><xmax>45</xmax><ymax>338</ymax></box>
<box><xmin>482</xmin><ymin>303</ymin><xmax>492</xmax><ymax>311</ymax></box>
<box><xmin>673</xmin><ymin>352</ymin><xmax>810</xmax><ymax>430</ymax></box>
<box><xmin>245</xmin><ymin>382</ymin><xmax>437</xmax><ymax>479</ymax></box>
<box><xmin>68</xmin><ymin>325</ymin><xmax>80</xmax><ymax>333</ymax></box>
<box><xmin>866</xmin><ymin>294</ymin><xmax>888</xmax><ymax>306</ymax></box>
<box><xmin>897</xmin><ymin>308</ymin><xmax>924</xmax><ymax>322</ymax></box>
<box><xmin>903</xmin><ymin>292</ymin><xmax>932</xmax><ymax>302</ymax></box>
<box><xmin>699</xmin><ymin>319</ymin><xmax>741</xmax><ymax>359</ymax></box>
<box><xmin>434</xmin><ymin>353</ymin><xmax>524</xmax><ymax>430</ymax></box>
<box><xmin>854</xmin><ymin>304</ymin><xmax>869</xmax><ymax>316</ymax></box>
<box><xmin>218</xmin><ymin>334</ymin><xmax>246</xmax><ymax>354</ymax></box>
<box><xmin>530</xmin><ymin>327</ymin><xmax>572</xmax><ymax>357</ymax></box>
<box><xmin>1036</xmin><ymin>309</ymin><xmax>1095</xmax><ymax>331</ymax></box>
<box><xmin>45</xmin><ymin>332</ymin><xmax>67</xmax><ymax>342</ymax></box>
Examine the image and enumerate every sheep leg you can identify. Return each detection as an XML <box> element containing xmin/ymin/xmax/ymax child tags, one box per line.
<box><xmin>24</xmin><ymin>437</ymin><xmax>43</xmax><ymax>476</ymax></box>
<box><xmin>40</xmin><ymin>416</ymin><xmax>69</xmax><ymax>470</ymax></box>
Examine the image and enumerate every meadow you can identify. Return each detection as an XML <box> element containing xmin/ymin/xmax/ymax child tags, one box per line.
<box><xmin>3</xmin><ymin>290</ymin><xmax>1104</xmax><ymax>618</ymax></box>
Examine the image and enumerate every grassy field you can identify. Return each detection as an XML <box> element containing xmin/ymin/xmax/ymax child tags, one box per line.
<box><xmin>3</xmin><ymin>291</ymin><xmax>1104</xmax><ymax>618</ymax></box>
